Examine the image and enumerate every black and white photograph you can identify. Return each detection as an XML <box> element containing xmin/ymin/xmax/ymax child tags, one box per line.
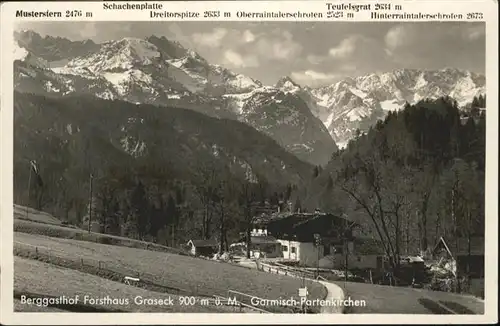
<box><xmin>8</xmin><ymin>20</ymin><xmax>489</xmax><ymax>316</ymax></box>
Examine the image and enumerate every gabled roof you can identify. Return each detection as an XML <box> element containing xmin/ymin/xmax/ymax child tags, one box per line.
<box><xmin>293</xmin><ymin>214</ymin><xmax>360</xmax><ymax>229</ymax></box>
<box><xmin>353</xmin><ymin>237</ymin><xmax>386</xmax><ymax>255</ymax></box>
<box><xmin>432</xmin><ymin>237</ymin><xmax>454</xmax><ymax>258</ymax></box>
<box><xmin>252</xmin><ymin>212</ymin><xmax>310</xmax><ymax>225</ymax></box>
<box><xmin>236</xmin><ymin>235</ymin><xmax>280</xmax><ymax>244</ymax></box>
<box><xmin>432</xmin><ymin>236</ymin><xmax>484</xmax><ymax>258</ymax></box>
<box><xmin>254</xmin><ymin>212</ymin><xmax>356</xmax><ymax>232</ymax></box>
<box><xmin>250</xmin><ymin>235</ymin><xmax>280</xmax><ymax>244</ymax></box>
<box><xmin>252</xmin><ymin>211</ymin><xmax>363</xmax><ymax>244</ymax></box>
<box><xmin>188</xmin><ymin>239</ymin><xmax>218</xmax><ymax>247</ymax></box>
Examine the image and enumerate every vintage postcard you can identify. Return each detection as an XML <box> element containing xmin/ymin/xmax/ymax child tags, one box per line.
<box><xmin>0</xmin><ymin>0</ymin><xmax>497</xmax><ymax>324</ymax></box>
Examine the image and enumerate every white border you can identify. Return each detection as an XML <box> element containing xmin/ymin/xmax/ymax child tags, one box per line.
<box><xmin>1</xmin><ymin>1</ymin><xmax>498</xmax><ymax>324</ymax></box>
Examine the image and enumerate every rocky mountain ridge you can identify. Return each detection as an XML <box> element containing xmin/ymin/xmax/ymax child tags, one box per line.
<box><xmin>14</xmin><ymin>30</ymin><xmax>484</xmax><ymax>157</ymax></box>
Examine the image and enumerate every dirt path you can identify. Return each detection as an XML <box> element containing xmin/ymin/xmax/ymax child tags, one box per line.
<box><xmin>317</xmin><ymin>280</ymin><xmax>345</xmax><ymax>313</ymax></box>
<box><xmin>255</xmin><ymin>261</ymin><xmax>345</xmax><ymax>313</ymax></box>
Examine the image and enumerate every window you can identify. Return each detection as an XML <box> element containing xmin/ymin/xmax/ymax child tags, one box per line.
<box><xmin>291</xmin><ymin>247</ymin><xmax>296</xmax><ymax>254</ymax></box>
<box><xmin>335</xmin><ymin>245</ymin><xmax>343</xmax><ymax>254</ymax></box>
<box><xmin>264</xmin><ymin>245</ymin><xmax>276</xmax><ymax>253</ymax></box>
<box><xmin>282</xmin><ymin>245</ymin><xmax>288</xmax><ymax>252</ymax></box>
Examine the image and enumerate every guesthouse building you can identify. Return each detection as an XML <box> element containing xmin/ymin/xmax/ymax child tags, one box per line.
<box><xmin>252</xmin><ymin>211</ymin><xmax>361</xmax><ymax>267</ymax></box>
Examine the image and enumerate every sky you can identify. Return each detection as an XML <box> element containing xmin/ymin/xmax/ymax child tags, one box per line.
<box><xmin>16</xmin><ymin>21</ymin><xmax>485</xmax><ymax>87</ymax></box>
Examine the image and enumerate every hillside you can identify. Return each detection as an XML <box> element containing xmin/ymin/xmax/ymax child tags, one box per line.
<box><xmin>14</xmin><ymin>204</ymin><xmax>63</xmax><ymax>225</ymax></box>
<box><xmin>14</xmin><ymin>92</ymin><xmax>312</xmax><ymax>243</ymax></box>
<box><xmin>300</xmin><ymin>96</ymin><xmax>486</xmax><ymax>264</ymax></box>
<box><xmin>14</xmin><ymin>257</ymin><xmax>233</xmax><ymax>312</ymax></box>
<box><xmin>14</xmin><ymin>232</ymin><xmax>326</xmax><ymax>313</ymax></box>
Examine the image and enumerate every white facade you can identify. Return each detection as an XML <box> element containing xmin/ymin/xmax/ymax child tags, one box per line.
<box><xmin>249</xmin><ymin>243</ymin><xmax>282</xmax><ymax>259</ymax></box>
<box><xmin>273</xmin><ymin>238</ymin><xmax>383</xmax><ymax>270</ymax></box>
<box><xmin>277</xmin><ymin>239</ymin><xmax>325</xmax><ymax>267</ymax></box>
<box><xmin>319</xmin><ymin>254</ymin><xmax>381</xmax><ymax>270</ymax></box>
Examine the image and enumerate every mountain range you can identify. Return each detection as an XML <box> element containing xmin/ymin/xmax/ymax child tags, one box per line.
<box><xmin>13</xmin><ymin>30</ymin><xmax>485</xmax><ymax>161</ymax></box>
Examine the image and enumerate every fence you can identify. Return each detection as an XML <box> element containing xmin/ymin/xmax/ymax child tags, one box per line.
<box><xmin>14</xmin><ymin>241</ymin><xmax>221</xmax><ymax>298</ymax></box>
<box><xmin>15</xmin><ymin>241</ymin><xmax>140</xmax><ymax>279</ymax></box>
<box><xmin>255</xmin><ymin>261</ymin><xmax>328</xmax><ymax>313</ymax></box>
<box><xmin>257</xmin><ymin>260</ymin><xmax>317</xmax><ymax>280</ymax></box>
<box><xmin>14</xmin><ymin>218</ymin><xmax>190</xmax><ymax>257</ymax></box>
<box><xmin>13</xmin><ymin>242</ymin><xmax>297</xmax><ymax>312</ymax></box>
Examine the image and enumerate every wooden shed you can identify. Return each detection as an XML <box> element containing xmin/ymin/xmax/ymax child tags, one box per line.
<box><xmin>187</xmin><ymin>239</ymin><xmax>219</xmax><ymax>257</ymax></box>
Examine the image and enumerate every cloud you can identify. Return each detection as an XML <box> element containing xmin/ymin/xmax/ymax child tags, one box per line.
<box><xmin>282</xmin><ymin>30</ymin><xmax>293</xmax><ymax>41</ymax></box>
<box><xmin>192</xmin><ymin>28</ymin><xmax>228</xmax><ymax>48</ymax></box>
<box><xmin>462</xmin><ymin>25</ymin><xmax>485</xmax><ymax>41</ymax></box>
<box><xmin>306</xmin><ymin>54</ymin><xmax>325</xmax><ymax>65</ymax></box>
<box><xmin>243</xmin><ymin>30</ymin><xmax>256</xmax><ymax>43</ymax></box>
<box><xmin>190</xmin><ymin>28</ymin><xmax>258</xmax><ymax>50</ymax></box>
<box><xmin>223</xmin><ymin>49</ymin><xmax>259</xmax><ymax>68</ymax></box>
<box><xmin>187</xmin><ymin>27</ymin><xmax>302</xmax><ymax>74</ymax></box>
<box><xmin>78</xmin><ymin>23</ymin><xmax>99</xmax><ymax>39</ymax></box>
<box><xmin>383</xmin><ymin>23</ymin><xmax>485</xmax><ymax>72</ymax></box>
<box><xmin>291</xmin><ymin>70</ymin><xmax>341</xmax><ymax>86</ymax></box>
<box><xmin>324</xmin><ymin>35</ymin><xmax>393</xmax><ymax>73</ymax></box>
<box><xmin>384</xmin><ymin>25</ymin><xmax>411</xmax><ymax>51</ymax></box>
<box><xmin>385</xmin><ymin>23</ymin><xmax>485</xmax><ymax>51</ymax></box>
<box><xmin>339</xmin><ymin>64</ymin><xmax>357</xmax><ymax>72</ymax></box>
<box><xmin>329</xmin><ymin>35</ymin><xmax>388</xmax><ymax>61</ymax></box>
<box><xmin>255</xmin><ymin>30</ymin><xmax>302</xmax><ymax>61</ymax></box>
<box><xmin>328</xmin><ymin>37</ymin><xmax>357</xmax><ymax>59</ymax></box>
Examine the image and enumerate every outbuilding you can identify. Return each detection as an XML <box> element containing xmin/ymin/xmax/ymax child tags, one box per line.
<box><xmin>187</xmin><ymin>239</ymin><xmax>219</xmax><ymax>257</ymax></box>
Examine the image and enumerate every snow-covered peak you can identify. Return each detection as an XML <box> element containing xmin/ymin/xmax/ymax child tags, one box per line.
<box><xmin>308</xmin><ymin>68</ymin><xmax>485</xmax><ymax>148</ymax></box>
<box><xmin>187</xmin><ymin>49</ymin><xmax>206</xmax><ymax>62</ymax></box>
<box><xmin>67</xmin><ymin>38</ymin><xmax>160</xmax><ymax>73</ymax></box>
<box><xmin>314</xmin><ymin>68</ymin><xmax>484</xmax><ymax>107</ymax></box>
<box><xmin>14</xmin><ymin>30</ymin><xmax>42</xmax><ymax>43</ymax></box>
<box><xmin>81</xmin><ymin>39</ymin><xmax>95</xmax><ymax>45</ymax></box>
<box><xmin>275</xmin><ymin>76</ymin><xmax>301</xmax><ymax>93</ymax></box>
<box><xmin>226</xmin><ymin>73</ymin><xmax>261</xmax><ymax>92</ymax></box>
<box><xmin>13</xmin><ymin>41</ymin><xmax>29</xmax><ymax>61</ymax></box>
<box><xmin>13</xmin><ymin>40</ymin><xmax>49</xmax><ymax>69</ymax></box>
<box><xmin>121</xmin><ymin>37</ymin><xmax>159</xmax><ymax>56</ymax></box>
<box><xmin>146</xmin><ymin>35</ymin><xmax>188</xmax><ymax>59</ymax></box>
<box><xmin>166</xmin><ymin>49</ymin><xmax>210</xmax><ymax>73</ymax></box>
<box><xmin>439</xmin><ymin>67</ymin><xmax>465</xmax><ymax>75</ymax></box>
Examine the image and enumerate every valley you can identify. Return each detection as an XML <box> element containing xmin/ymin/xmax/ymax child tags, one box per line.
<box><xmin>10</xmin><ymin>25</ymin><xmax>488</xmax><ymax>316</ymax></box>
